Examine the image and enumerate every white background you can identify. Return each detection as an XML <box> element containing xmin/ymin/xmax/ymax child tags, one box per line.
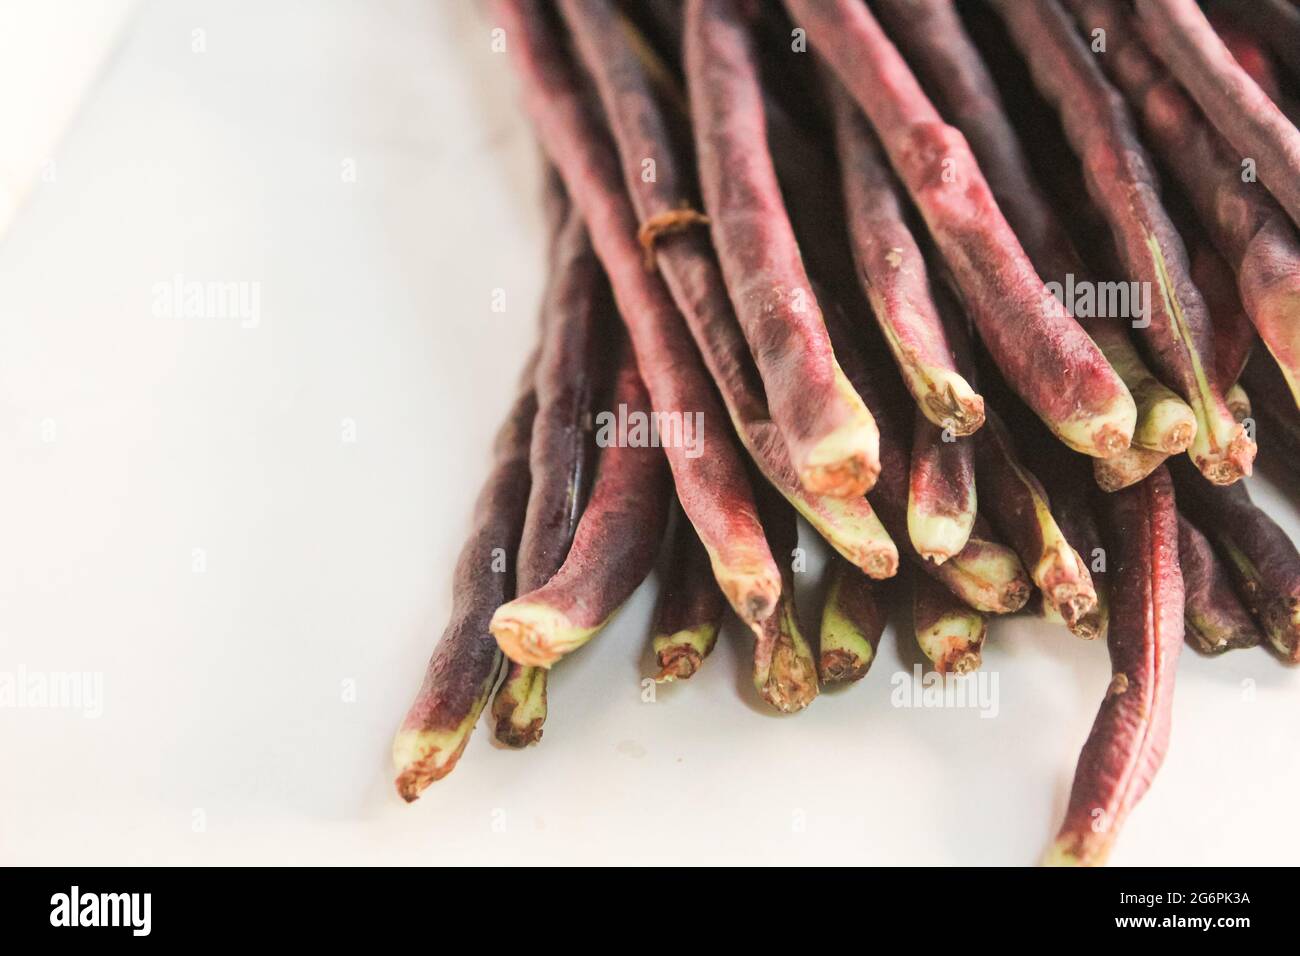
<box><xmin>0</xmin><ymin>0</ymin><xmax>139</xmax><ymax>235</ymax></box>
<box><xmin>3</xmin><ymin>0</ymin><xmax>1297</xmax><ymax>866</ymax></box>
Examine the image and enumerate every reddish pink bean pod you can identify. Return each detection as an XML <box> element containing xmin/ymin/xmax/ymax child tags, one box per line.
<box><xmin>907</xmin><ymin>283</ymin><xmax>979</xmax><ymax>563</ymax></box>
<box><xmin>1208</xmin><ymin>10</ymin><xmax>1285</xmax><ymax>102</ymax></box>
<box><xmin>556</xmin><ymin>0</ymin><xmax>897</xmax><ymax>581</ymax></box>
<box><xmin>1135</xmin><ymin>0</ymin><xmax>1300</xmax><ymax>233</ymax></box>
<box><xmin>495</xmin><ymin>0</ymin><xmax>782</xmax><ymax>629</ymax></box>
<box><xmin>826</xmin><ymin>76</ymin><xmax>983</xmax><ymax>436</ymax></box>
<box><xmin>1172</xmin><ymin>457</ymin><xmax>1300</xmax><ymax>662</ymax></box>
<box><xmin>874</xmin><ymin>0</ymin><xmax>1194</xmax><ymax>458</ymax></box>
<box><xmin>1093</xmin><ymin>443</ymin><xmax>1169</xmax><ymax>493</ymax></box>
<box><xmin>818</xmin><ymin>558</ymin><xmax>889</xmax><ymax>684</ymax></box>
<box><xmin>1018</xmin><ymin>431</ymin><xmax>1111</xmax><ymax>640</ymax></box>
<box><xmin>909</xmin><ymin>412</ymin><xmax>977</xmax><ymax>565</ymax></box>
<box><xmin>1046</xmin><ymin>466</ymin><xmax>1184</xmax><ymax>866</ymax></box>
<box><xmin>750</xmin><ymin>478</ymin><xmax>819</xmax><ymax>713</ymax></box>
<box><xmin>395</xmin><ymin>178</ymin><xmax>589</xmax><ymax>794</ymax></box>
<box><xmin>825</xmin><ymin>307</ymin><xmax>1031</xmax><ymax>615</ymax></box>
<box><xmin>491</xmin><ymin>344</ymin><xmax>671</xmax><ymax>673</ymax></box>
<box><xmin>392</xmin><ymin>386</ymin><xmax>536</xmax><ymax>800</ymax></box>
<box><xmin>1241</xmin><ymin>350</ymin><xmax>1300</xmax><ymax>476</ymax></box>
<box><xmin>975</xmin><ymin>409</ymin><xmax>1099</xmax><ymax>632</ymax></box>
<box><xmin>491</xmin><ymin>204</ymin><xmax>609</xmax><ymax>747</ymax></box>
<box><xmin>913</xmin><ymin>571</ymin><xmax>988</xmax><ymax>674</ymax></box>
<box><xmin>1178</xmin><ymin>514</ymin><xmax>1262</xmax><ymax>654</ymax></box>
<box><xmin>994</xmin><ymin>0</ymin><xmax>1254</xmax><ymax>484</ymax></box>
<box><xmin>682</xmin><ymin>0</ymin><xmax>880</xmax><ymax>498</ymax></box>
<box><xmin>1068</xmin><ymin>0</ymin><xmax>1300</xmax><ymax>417</ymax></box>
<box><xmin>782</xmin><ymin>0</ymin><xmax>1136</xmax><ymax>460</ymax></box>
<box><xmin>1189</xmin><ymin>243</ymin><xmax>1256</xmax><ymax>391</ymax></box>
<box><xmin>651</xmin><ymin>504</ymin><xmax>728</xmax><ymax>681</ymax></box>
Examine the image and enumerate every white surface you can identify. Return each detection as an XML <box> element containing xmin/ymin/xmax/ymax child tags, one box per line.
<box><xmin>0</xmin><ymin>0</ymin><xmax>140</xmax><ymax>238</ymax></box>
<box><xmin>2</xmin><ymin>0</ymin><xmax>1298</xmax><ymax>866</ymax></box>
